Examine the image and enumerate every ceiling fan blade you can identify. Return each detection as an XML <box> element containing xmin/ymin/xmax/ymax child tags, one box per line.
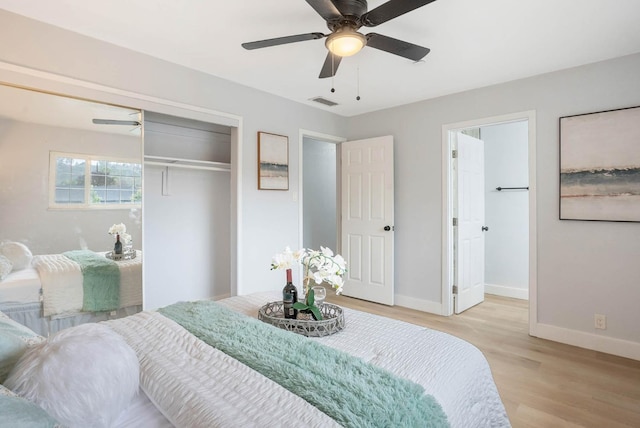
<box><xmin>242</xmin><ymin>32</ymin><xmax>325</xmax><ymax>50</ymax></box>
<box><xmin>319</xmin><ymin>52</ymin><xmax>343</xmax><ymax>78</ymax></box>
<box><xmin>361</xmin><ymin>0</ymin><xmax>437</xmax><ymax>27</ymax></box>
<box><xmin>92</xmin><ymin>119</ymin><xmax>141</xmax><ymax>126</ymax></box>
<box><xmin>365</xmin><ymin>33</ymin><xmax>430</xmax><ymax>61</ymax></box>
<box><xmin>305</xmin><ymin>0</ymin><xmax>343</xmax><ymax>23</ymax></box>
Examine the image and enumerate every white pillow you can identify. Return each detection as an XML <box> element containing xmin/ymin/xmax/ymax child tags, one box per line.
<box><xmin>0</xmin><ymin>254</ymin><xmax>12</xmax><ymax>280</ymax></box>
<box><xmin>0</xmin><ymin>384</ymin><xmax>61</xmax><ymax>427</ymax></box>
<box><xmin>0</xmin><ymin>310</ymin><xmax>45</xmax><ymax>383</ymax></box>
<box><xmin>5</xmin><ymin>323</ymin><xmax>139</xmax><ymax>428</ymax></box>
<box><xmin>0</xmin><ymin>241</ymin><xmax>33</xmax><ymax>271</ymax></box>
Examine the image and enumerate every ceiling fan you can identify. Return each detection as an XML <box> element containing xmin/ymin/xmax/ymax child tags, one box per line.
<box><xmin>92</xmin><ymin>119</ymin><xmax>141</xmax><ymax>126</ymax></box>
<box><xmin>242</xmin><ymin>0</ymin><xmax>437</xmax><ymax>78</ymax></box>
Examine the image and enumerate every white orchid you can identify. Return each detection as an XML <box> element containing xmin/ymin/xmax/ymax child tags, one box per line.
<box><xmin>271</xmin><ymin>246</ymin><xmax>347</xmax><ymax>296</ymax></box>
<box><xmin>270</xmin><ymin>246</ymin><xmax>303</xmax><ymax>270</ymax></box>
<box><xmin>321</xmin><ymin>246</ymin><xmax>334</xmax><ymax>257</ymax></box>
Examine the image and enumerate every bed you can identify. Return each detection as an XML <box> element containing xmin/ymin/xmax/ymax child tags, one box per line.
<box><xmin>0</xmin><ymin>242</ymin><xmax>142</xmax><ymax>336</ymax></box>
<box><xmin>1</xmin><ymin>291</ymin><xmax>511</xmax><ymax>428</ymax></box>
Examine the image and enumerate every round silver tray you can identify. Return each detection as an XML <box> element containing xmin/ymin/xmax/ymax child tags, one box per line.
<box><xmin>105</xmin><ymin>248</ymin><xmax>137</xmax><ymax>260</ymax></box>
<box><xmin>258</xmin><ymin>301</ymin><xmax>345</xmax><ymax>337</ymax></box>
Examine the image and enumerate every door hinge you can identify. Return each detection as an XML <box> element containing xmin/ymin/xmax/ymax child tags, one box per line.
<box><xmin>452</xmin><ymin>150</ymin><xmax>457</xmax><ymax>158</ymax></box>
<box><xmin>452</xmin><ymin>285</ymin><xmax>458</xmax><ymax>294</ymax></box>
<box><xmin>452</xmin><ymin>217</ymin><xmax>458</xmax><ymax>226</ymax></box>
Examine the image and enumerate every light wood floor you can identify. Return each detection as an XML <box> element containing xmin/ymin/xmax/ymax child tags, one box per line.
<box><xmin>325</xmin><ymin>292</ymin><xmax>640</xmax><ymax>428</ymax></box>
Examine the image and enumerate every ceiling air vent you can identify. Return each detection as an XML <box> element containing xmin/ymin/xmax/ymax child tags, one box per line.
<box><xmin>309</xmin><ymin>96</ymin><xmax>338</xmax><ymax>107</ymax></box>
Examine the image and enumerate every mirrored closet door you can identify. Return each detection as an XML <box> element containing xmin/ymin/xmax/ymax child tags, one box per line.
<box><xmin>0</xmin><ymin>83</ymin><xmax>143</xmax><ymax>333</ymax></box>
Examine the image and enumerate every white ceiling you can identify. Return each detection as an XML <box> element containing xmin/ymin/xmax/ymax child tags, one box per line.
<box><xmin>1</xmin><ymin>0</ymin><xmax>639</xmax><ymax>117</ymax></box>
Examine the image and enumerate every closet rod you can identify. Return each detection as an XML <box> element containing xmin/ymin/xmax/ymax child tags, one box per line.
<box><xmin>144</xmin><ymin>161</ymin><xmax>230</xmax><ymax>172</ymax></box>
<box><xmin>496</xmin><ymin>186</ymin><xmax>529</xmax><ymax>191</ymax></box>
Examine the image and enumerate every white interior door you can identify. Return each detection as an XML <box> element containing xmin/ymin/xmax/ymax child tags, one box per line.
<box><xmin>341</xmin><ymin>136</ymin><xmax>394</xmax><ymax>305</ymax></box>
<box><xmin>455</xmin><ymin>132</ymin><xmax>485</xmax><ymax>313</ymax></box>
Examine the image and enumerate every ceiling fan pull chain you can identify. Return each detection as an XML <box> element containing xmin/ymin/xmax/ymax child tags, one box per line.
<box><xmin>331</xmin><ymin>53</ymin><xmax>336</xmax><ymax>93</ymax></box>
<box><xmin>356</xmin><ymin>64</ymin><xmax>361</xmax><ymax>101</ymax></box>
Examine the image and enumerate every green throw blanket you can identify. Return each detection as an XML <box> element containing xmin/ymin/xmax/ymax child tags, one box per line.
<box><xmin>63</xmin><ymin>250</ymin><xmax>120</xmax><ymax>312</ymax></box>
<box><xmin>159</xmin><ymin>301</ymin><xmax>449</xmax><ymax>428</ymax></box>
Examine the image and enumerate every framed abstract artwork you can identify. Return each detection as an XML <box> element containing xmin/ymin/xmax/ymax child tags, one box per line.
<box><xmin>258</xmin><ymin>131</ymin><xmax>289</xmax><ymax>190</ymax></box>
<box><xmin>559</xmin><ymin>106</ymin><xmax>640</xmax><ymax>222</ymax></box>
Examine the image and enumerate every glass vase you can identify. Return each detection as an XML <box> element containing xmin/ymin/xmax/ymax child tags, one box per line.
<box><xmin>311</xmin><ymin>285</ymin><xmax>327</xmax><ymax>307</ymax></box>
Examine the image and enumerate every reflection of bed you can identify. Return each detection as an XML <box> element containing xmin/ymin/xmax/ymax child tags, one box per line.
<box><xmin>0</xmin><ymin>251</ymin><xmax>142</xmax><ymax>336</ymax></box>
<box><xmin>2</xmin><ymin>291</ymin><xmax>511</xmax><ymax>427</ymax></box>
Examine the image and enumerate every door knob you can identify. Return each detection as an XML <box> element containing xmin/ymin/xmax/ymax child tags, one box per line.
<box><xmin>481</xmin><ymin>226</ymin><xmax>489</xmax><ymax>232</ymax></box>
<box><xmin>384</xmin><ymin>225</ymin><xmax>392</xmax><ymax>231</ymax></box>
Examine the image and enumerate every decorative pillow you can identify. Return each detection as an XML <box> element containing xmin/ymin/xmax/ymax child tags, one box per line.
<box><xmin>0</xmin><ymin>385</ymin><xmax>60</xmax><ymax>428</ymax></box>
<box><xmin>0</xmin><ymin>383</ymin><xmax>17</xmax><ymax>397</ymax></box>
<box><xmin>5</xmin><ymin>323</ymin><xmax>140</xmax><ymax>428</ymax></box>
<box><xmin>0</xmin><ymin>311</ymin><xmax>44</xmax><ymax>383</ymax></box>
<box><xmin>0</xmin><ymin>254</ymin><xmax>11</xmax><ymax>281</ymax></box>
<box><xmin>0</xmin><ymin>241</ymin><xmax>33</xmax><ymax>271</ymax></box>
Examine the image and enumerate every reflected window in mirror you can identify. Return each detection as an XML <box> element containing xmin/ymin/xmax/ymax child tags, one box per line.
<box><xmin>49</xmin><ymin>151</ymin><xmax>142</xmax><ymax>208</ymax></box>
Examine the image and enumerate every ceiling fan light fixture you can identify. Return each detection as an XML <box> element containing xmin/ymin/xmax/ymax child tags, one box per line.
<box><xmin>325</xmin><ymin>29</ymin><xmax>366</xmax><ymax>57</ymax></box>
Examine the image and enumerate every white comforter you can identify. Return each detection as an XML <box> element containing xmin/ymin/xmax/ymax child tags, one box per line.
<box><xmin>112</xmin><ymin>292</ymin><xmax>510</xmax><ymax>428</ymax></box>
<box><xmin>33</xmin><ymin>251</ymin><xmax>142</xmax><ymax>317</ymax></box>
<box><xmin>107</xmin><ymin>311</ymin><xmax>341</xmax><ymax>427</ymax></box>
<box><xmin>220</xmin><ymin>293</ymin><xmax>510</xmax><ymax>428</ymax></box>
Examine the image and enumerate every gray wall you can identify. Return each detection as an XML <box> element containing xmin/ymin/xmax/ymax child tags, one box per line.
<box><xmin>482</xmin><ymin>121</ymin><xmax>529</xmax><ymax>298</ymax></box>
<box><xmin>0</xmin><ymin>118</ymin><xmax>142</xmax><ymax>255</ymax></box>
<box><xmin>144</xmin><ymin>166</ymin><xmax>230</xmax><ymax>309</ymax></box>
<box><xmin>348</xmin><ymin>53</ymin><xmax>640</xmax><ymax>347</ymax></box>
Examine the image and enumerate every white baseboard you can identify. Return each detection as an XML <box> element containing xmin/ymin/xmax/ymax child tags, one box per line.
<box><xmin>394</xmin><ymin>293</ymin><xmax>444</xmax><ymax>315</ymax></box>
<box><xmin>535</xmin><ymin>323</ymin><xmax>640</xmax><ymax>361</ymax></box>
<box><xmin>485</xmin><ymin>283</ymin><xmax>528</xmax><ymax>300</ymax></box>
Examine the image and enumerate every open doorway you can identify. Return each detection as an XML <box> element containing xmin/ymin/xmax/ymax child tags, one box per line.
<box><xmin>298</xmin><ymin>130</ymin><xmax>345</xmax><ymax>270</ymax></box>
<box><xmin>441</xmin><ymin>111</ymin><xmax>537</xmax><ymax>333</ymax></box>
<box><xmin>300</xmin><ymin>131</ymin><xmax>396</xmax><ymax>305</ymax></box>
<box><xmin>302</xmin><ymin>136</ymin><xmax>338</xmax><ymax>251</ymax></box>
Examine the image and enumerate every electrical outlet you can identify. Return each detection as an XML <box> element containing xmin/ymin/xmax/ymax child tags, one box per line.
<box><xmin>594</xmin><ymin>314</ymin><xmax>606</xmax><ymax>330</ymax></box>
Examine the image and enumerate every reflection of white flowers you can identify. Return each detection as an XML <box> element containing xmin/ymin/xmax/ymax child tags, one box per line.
<box><xmin>108</xmin><ymin>224</ymin><xmax>132</xmax><ymax>244</ymax></box>
<box><xmin>271</xmin><ymin>246</ymin><xmax>347</xmax><ymax>295</ymax></box>
<box><xmin>108</xmin><ymin>223</ymin><xmax>126</xmax><ymax>236</ymax></box>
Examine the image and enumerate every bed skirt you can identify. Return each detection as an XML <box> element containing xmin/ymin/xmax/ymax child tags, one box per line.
<box><xmin>0</xmin><ymin>301</ymin><xmax>142</xmax><ymax>337</ymax></box>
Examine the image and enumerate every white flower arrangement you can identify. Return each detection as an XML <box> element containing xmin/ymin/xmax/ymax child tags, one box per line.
<box><xmin>271</xmin><ymin>246</ymin><xmax>347</xmax><ymax>320</ymax></box>
<box><xmin>271</xmin><ymin>246</ymin><xmax>347</xmax><ymax>295</ymax></box>
<box><xmin>270</xmin><ymin>246</ymin><xmax>306</xmax><ymax>271</ymax></box>
<box><xmin>108</xmin><ymin>223</ymin><xmax>132</xmax><ymax>244</ymax></box>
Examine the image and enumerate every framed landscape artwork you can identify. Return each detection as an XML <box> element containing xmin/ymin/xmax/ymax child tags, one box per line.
<box><xmin>559</xmin><ymin>106</ymin><xmax>640</xmax><ymax>222</ymax></box>
<box><xmin>258</xmin><ymin>131</ymin><xmax>289</xmax><ymax>190</ymax></box>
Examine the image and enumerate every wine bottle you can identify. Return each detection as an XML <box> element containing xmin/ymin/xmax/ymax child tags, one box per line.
<box><xmin>114</xmin><ymin>234</ymin><xmax>123</xmax><ymax>259</ymax></box>
<box><xmin>282</xmin><ymin>268</ymin><xmax>298</xmax><ymax>319</ymax></box>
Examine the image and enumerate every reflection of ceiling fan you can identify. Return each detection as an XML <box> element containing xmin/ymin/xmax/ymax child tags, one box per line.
<box><xmin>92</xmin><ymin>119</ymin><xmax>141</xmax><ymax>126</ymax></box>
<box><xmin>92</xmin><ymin>118</ymin><xmax>142</xmax><ymax>136</ymax></box>
<box><xmin>242</xmin><ymin>0</ymin><xmax>436</xmax><ymax>78</ymax></box>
